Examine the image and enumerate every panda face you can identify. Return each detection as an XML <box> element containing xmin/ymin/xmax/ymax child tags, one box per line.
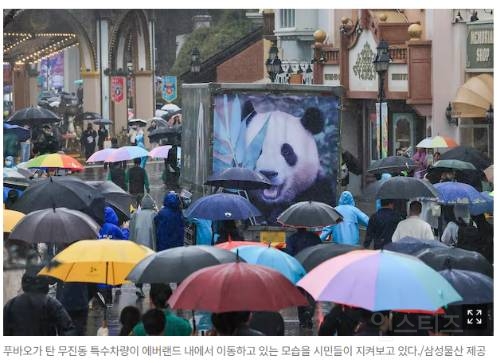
<box><xmin>246</xmin><ymin>110</ymin><xmax>320</xmax><ymax>204</ymax></box>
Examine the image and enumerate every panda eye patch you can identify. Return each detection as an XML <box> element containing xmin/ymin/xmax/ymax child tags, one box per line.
<box><xmin>281</xmin><ymin>143</ymin><xmax>297</xmax><ymax>166</ymax></box>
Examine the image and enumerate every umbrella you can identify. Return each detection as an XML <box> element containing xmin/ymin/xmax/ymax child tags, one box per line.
<box><xmin>25</xmin><ymin>153</ymin><xmax>84</xmax><ymax>171</ymax></box>
<box><xmin>416</xmin><ymin>247</ymin><xmax>493</xmax><ymax>277</ymax></box>
<box><xmin>8</xmin><ymin>207</ymin><xmax>99</xmax><ymax>245</ymax></box>
<box><xmin>3</xmin><ymin>168</ymin><xmax>32</xmax><ymax>188</ymax></box>
<box><xmin>149</xmin><ymin>145</ymin><xmax>173</xmax><ymax>158</ymax></box>
<box><xmin>38</xmin><ymin>239</ymin><xmax>154</xmax><ymax>285</ymax></box>
<box><xmin>232</xmin><ymin>245</ymin><xmax>306</xmax><ymax>283</ymax></box>
<box><xmin>86</xmin><ymin>181</ymin><xmax>133</xmax><ymax>223</ymax></box>
<box><xmin>11</xmin><ymin>176</ymin><xmax>105</xmax><ymax>223</ymax></box>
<box><xmin>128</xmin><ymin>118</ymin><xmax>147</xmax><ymax>126</ymax></box>
<box><xmin>440</xmin><ymin>146</ymin><xmax>492</xmax><ymax>170</ymax></box>
<box><xmin>215</xmin><ymin>240</ymin><xmax>262</xmax><ymax>250</ymax></box>
<box><xmin>367</xmin><ymin>156</ymin><xmax>417</xmax><ymax>174</ymax></box>
<box><xmin>161</xmin><ymin>103</ymin><xmax>181</xmax><ymax>112</ymax></box>
<box><xmin>74</xmin><ymin>112</ymin><xmax>102</xmax><ymax>122</ymax></box>
<box><xmin>438</xmin><ymin>269</ymin><xmax>493</xmax><ymax>305</ymax></box>
<box><xmin>484</xmin><ymin>164</ymin><xmax>493</xmax><ymax>183</ymax></box>
<box><xmin>3</xmin><ymin>209</ymin><xmax>25</xmax><ymax>233</ymax></box>
<box><xmin>294</xmin><ymin>243</ymin><xmax>361</xmax><ymax>272</ymax></box>
<box><xmin>205</xmin><ymin>167</ymin><xmax>272</xmax><ymax>190</ymax></box>
<box><xmin>470</xmin><ymin>191</ymin><xmax>493</xmax><ymax>216</ymax></box>
<box><xmin>93</xmin><ymin>118</ymin><xmax>113</xmax><ymax>125</ymax></box>
<box><xmin>6</xmin><ymin>106</ymin><xmax>60</xmax><ymax>125</ymax></box>
<box><xmin>431</xmin><ymin>159</ymin><xmax>476</xmax><ymax>171</ymax></box>
<box><xmin>126</xmin><ymin>245</ymin><xmax>239</xmax><ymax>284</ymax></box>
<box><xmin>184</xmin><ymin>193</ymin><xmax>261</xmax><ymax>221</ymax></box>
<box><xmin>148</xmin><ymin>125</ymin><xmax>182</xmax><ymax>145</ymax></box>
<box><xmin>3</xmin><ymin>123</ymin><xmax>31</xmax><ymax>142</ymax></box>
<box><xmin>3</xmin><ymin>167</ymin><xmax>33</xmax><ymax>179</ymax></box>
<box><xmin>297</xmin><ymin>250</ymin><xmax>462</xmax><ymax>312</ymax></box>
<box><xmin>376</xmin><ymin>176</ymin><xmax>439</xmax><ymax>199</ymax></box>
<box><xmin>104</xmin><ymin>146</ymin><xmax>149</xmax><ymax>163</ymax></box>
<box><xmin>277</xmin><ymin>201</ymin><xmax>343</xmax><ymax>228</ymax></box>
<box><xmin>433</xmin><ymin>181</ymin><xmax>490</xmax><ymax>205</ymax></box>
<box><xmin>384</xmin><ymin>237</ymin><xmax>449</xmax><ymax>255</ymax></box>
<box><xmin>416</xmin><ymin>136</ymin><xmax>458</xmax><ymax>149</ymax></box>
<box><xmin>168</xmin><ymin>262</ymin><xmax>308</xmax><ymax>313</ymax></box>
<box><xmin>86</xmin><ymin>148</ymin><xmax>116</xmax><ymax>163</ymax></box>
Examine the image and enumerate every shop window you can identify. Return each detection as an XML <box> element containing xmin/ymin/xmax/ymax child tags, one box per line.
<box><xmin>459</xmin><ymin>120</ymin><xmax>491</xmax><ymax>158</ymax></box>
<box><xmin>393</xmin><ymin>113</ymin><xmax>414</xmax><ymax>157</ymax></box>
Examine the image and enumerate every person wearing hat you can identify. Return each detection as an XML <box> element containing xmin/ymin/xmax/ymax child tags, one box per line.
<box><xmin>80</xmin><ymin>123</ymin><xmax>97</xmax><ymax>159</ymax></box>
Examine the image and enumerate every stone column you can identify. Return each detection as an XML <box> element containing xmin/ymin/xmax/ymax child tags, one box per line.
<box><xmin>134</xmin><ymin>70</ymin><xmax>154</xmax><ymax>148</ymax></box>
<box><xmin>12</xmin><ymin>64</ymin><xmax>29</xmax><ymax>111</ymax></box>
<box><xmin>28</xmin><ymin>73</ymin><xmax>40</xmax><ymax>107</ymax></box>
<box><xmin>80</xmin><ymin>70</ymin><xmax>101</xmax><ymax>114</ymax></box>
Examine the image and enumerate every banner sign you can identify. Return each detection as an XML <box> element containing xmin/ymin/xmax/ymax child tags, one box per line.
<box><xmin>111</xmin><ymin>76</ymin><xmax>125</xmax><ymax>103</ymax></box>
<box><xmin>162</xmin><ymin>76</ymin><xmax>177</xmax><ymax>102</ymax></box>
<box><xmin>375</xmin><ymin>102</ymin><xmax>388</xmax><ymax>159</ymax></box>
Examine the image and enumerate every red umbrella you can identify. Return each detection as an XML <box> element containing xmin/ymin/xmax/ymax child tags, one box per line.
<box><xmin>168</xmin><ymin>262</ymin><xmax>307</xmax><ymax>312</ymax></box>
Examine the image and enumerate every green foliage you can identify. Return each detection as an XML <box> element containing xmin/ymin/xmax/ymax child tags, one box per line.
<box><xmin>169</xmin><ymin>9</ymin><xmax>254</xmax><ymax>76</ymax></box>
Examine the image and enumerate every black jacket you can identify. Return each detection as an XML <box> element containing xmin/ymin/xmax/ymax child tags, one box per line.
<box><xmin>364</xmin><ymin>208</ymin><xmax>401</xmax><ymax>249</ymax></box>
<box><xmin>128</xmin><ymin>166</ymin><xmax>147</xmax><ymax>195</ymax></box>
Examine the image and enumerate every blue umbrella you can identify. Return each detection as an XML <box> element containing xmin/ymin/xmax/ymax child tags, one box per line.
<box><xmin>184</xmin><ymin>193</ymin><xmax>261</xmax><ymax>221</ymax></box>
<box><xmin>232</xmin><ymin>245</ymin><xmax>306</xmax><ymax>283</ymax></box>
<box><xmin>434</xmin><ymin>181</ymin><xmax>490</xmax><ymax>205</ymax></box>
<box><xmin>470</xmin><ymin>191</ymin><xmax>493</xmax><ymax>216</ymax></box>
<box><xmin>384</xmin><ymin>237</ymin><xmax>449</xmax><ymax>255</ymax></box>
<box><xmin>439</xmin><ymin>269</ymin><xmax>493</xmax><ymax>305</ymax></box>
<box><xmin>3</xmin><ymin>123</ymin><xmax>31</xmax><ymax>142</ymax></box>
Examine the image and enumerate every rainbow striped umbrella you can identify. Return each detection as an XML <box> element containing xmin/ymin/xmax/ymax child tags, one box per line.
<box><xmin>297</xmin><ymin>249</ymin><xmax>462</xmax><ymax>312</ymax></box>
<box><xmin>417</xmin><ymin>136</ymin><xmax>458</xmax><ymax>149</ymax></box>
<box><xmin>25</xmin><ymin>153</ymin><xmax>83</xmax><ymax>171</ymax></box>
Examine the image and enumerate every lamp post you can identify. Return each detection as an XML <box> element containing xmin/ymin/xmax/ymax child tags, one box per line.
<box><xmin>373</xmin><ymin>39</ymin><xmax>391</xmax><ymax>159</ymax></box>
<box><xmin>445</xmin><ymin>102</ymin><xmax>458</xmax><ymax>126</ymax></box>
<box><xmin>266</xmin><ymin>42</ymin><xmax>282</xmax><ymax>83</ymax></box>
<box><xmin>485</xmin><ymin>104</ymin><xmax>494</xmax><ymax>123</ymax></box>
<box><xmin>190</xmin><ymin>47</ymin><xmax>201</xmax><ymax>78</ymax></box>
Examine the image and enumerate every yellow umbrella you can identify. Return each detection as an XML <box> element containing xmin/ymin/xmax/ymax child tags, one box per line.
<box><xmin>38</xmin><ymin>239</ymin><xmax>154</xmax><ymax>285</ymax></box>
<box><xmin>4</xmin><ymin>209</ymin><xmax>26</xmax><ymax>233</ymax></box>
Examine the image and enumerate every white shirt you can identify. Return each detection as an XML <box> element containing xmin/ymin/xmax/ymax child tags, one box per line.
<box><xmin>392</xmin><ymin>216</ymin><xmax>435</xmax><ymax>242</ymax></box>
<box><xmin>441</xmin><ymin>221</ymin><xmax>459</xmax><ymax>246</ymax></box>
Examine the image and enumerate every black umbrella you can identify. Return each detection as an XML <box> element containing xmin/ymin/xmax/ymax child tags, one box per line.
<box><xmin>86</xmin><ymin>181</ymin><xmax>132</xmax><ymax>223</ymax></box>
<box><xmin>367</xmin><ymin>156</ymin><xmax>417</xmax><ymax>174</ymax></box>
<box><xmin>205</xmin><ymin>167</ymin><xmax>272</xmax><ymax>190</ymax></box>
<box><xmin>6</xmin><ymin>106</ymin><xmax>60</xmax><ymax>126</ymax></box>
<box><xmin>425</xmin><ymin>167</ymin><xmax>486</xmax><ymax>192</ymax></box>
<box><xmin>439</xmin><ymin>269</ymin><xmax>493</xmax><ymax>305</ymax></box>
<box><xmin>416</xmin><ymin>247</ymin><xmax>493</xmax><ymax>277</ymax></box>
<box><xmin>277</xmin><ymin>201</ymin><xmax>343</xmax><ymax>228</ymax></box>
<box><xmin>148</xmin><ymin>125</ymin><xmax>182</xmax><ymax>145</ymax></box>
<box><xmin>294</xmin><ymin>243</ymin><xmax>361</xmax><ymax>272</ymax></box>
<box><xmin>440</xmin><ymin>146</ymin><xmax>492</xmax><ymax>170</ymax></box>
<box><xmin>3</xmin><ymin>123</ymin><xmax>31</xmax><ymax>142</ymax></box>
<box><xmin>384</xmin><ymin>237</ymin><xmax>449</xmax><ymax>255</ymax></box>
<box><xmin>376</xmin><ymin>176</ymin><xmax>439</xmax><ymax>200</ymax></box>
<box><xmin>8</xmin><ymin>207</ymin><xmax>100</xmax><ymax>245</ymax></box>
<box><xmin>11</xmin><ymin>176</ymin><xmax>105</xmax><ymax>223</ymax></box>
<box><xmin>74</xmin><ymin>112</ymin><xmax>102</xmax><ymax>122</ymax></box>
<box><xmin>93</xmin><ymin>118</ymin><xmax>113</xmax><ymax>125</ymax></box>
<box><xmin>126</xmin><ymin>245</ymin><xmax>240</xmax><ymax>283</ymax></box>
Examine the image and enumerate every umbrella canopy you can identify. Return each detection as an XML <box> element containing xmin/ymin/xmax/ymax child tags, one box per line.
<box><xmin>3</xmin><ymin>123</ymin><xmax>31</xmax><ymax>142</ymax></box>
<box><xmin>277</xmin><ymin>201</ymin><xmax>343</xmax><ymax>228</ymax></box>
<box><xmin>376</xmin><ymin>176</ymin><xmax>439</xmax><ymax>200</ymax></box>
<box><xmin>161</xmin><ymin>103</ymin><xmax>181</xmax><ymax>112</ymax></box>
<box><xmin>431</xmin><ymin>159</ymin><xmax>476</xmax><ymax>171</ymax></box>
<box><xmin>8</xmin><ymin>207</ymin><xmax>99</xmax><ymax>245</ymax></box>
<box><xmin>469</xmin><ymin>191</ymin><xmax>493</xmax><ymax>216</ymax></box>
<box><xmin>433</xmin><ymin>181</ymin><xmax>490</xmax><ymax>205</ymax></box>
<box><xmin>3</xmin><ymin>168</ymin><xmax>33</xmax><ymax>188</ymax></box>
<box><xmin>294</xmin><ymin>243</ymin><xmax>361</xmax><ymax>272</ymax></box>
<box><xmin>126</xmin><ymin>245</ymin><xmax>239</xmax><ymax>284</ymax></box>
<box><xmin>367</xmin><ymin>156</ymin><xmax>417</xmax><ymax>175</ymax></box>
<box><xmin>416</xmin><ymin>247</ymin><xmax>493</xmax><ymax>277</ymax></box>
<box><xmin>3</xmin><ymin>209</ymin><xmax>25</xmax><ymax>233</ymax></box>
<box><xmin>205</xmin><ymin>167</ymin><xmax>272</xmax><ymax>190</ymax></box>
<box><xmin>297</xmin><ymin>250</ymin><xmax>462</xmax><ymax>312</ymax></box>
<box><xmin>86</xmin><ymin>181</ymin><xmax>132</xmax><ymax>223</ymax></box>
<box><xmin>384</xmin><ymin>237</ymin><xmax>449</xmax><ymax>255</ymax></box>
<box><xmin>148</xmin><ymin>125</ymin><xmax>182</xmax><ymax>145</ymax></box>
<box><xmin>484</xmin><ymin>164</ymin><xmax>493</xmax><ymax>183</ymax></box>
<box><xmin>11</xmin><ymin>176</ymin><xmax>105</xmax><ymax>223</ymax></box>
<box><xmin>440</xmin><ymin>146</ymin><xmax>492</xmax><ymax>170</ymax></box>
<box><xmin>38</xmin><ymin>239</ymin><xmax>154</xmax><ymax>285</ymax></box>
<box><xmin>232</xmin><ymin>245</ymin><xmax>306</xmax><ymax>283</ymax></box>
<box><xmin>74</xmin><ymin>112</ymin><xmax>102</xmax><ymax>122</ymax></box>
<box><xmin>149</xmin><ymin>145</ymin><xmax>173</xmax><ymax>158</ymax></box>
<box><xmin>438</xmin><ymin>269</ymin><xmax>493</xmax><ymax>305</ymax></box>
<box><xmin>6</xmin><ymin>106</ymin><xmax>60</xmax><ymax>125</ymax></box>
<box><xmin>86</xmin><ymin>148</ymin><xmax>116</xmax><ymax>163</ymax></box>
<box><xmin>168</xmin><ymin>262</ymin><xmax>308</xmax><ymax>312</ymax></box>
<box><xmin>104</xmin><ymin>146</ymin><xmax>149</xmax><ymax>163</ymax></box>
<box><xmin>416</xmin><ymin>136</ymin><xmax>458</xmax><ymax>149</ymax></box>
<box><xmin>128</xmin><ymin>118</ymin><xmax>147</xmax><ymax>126</ymax></box>
<box><xmin>215</xmin><ymin>240</ymin><xmax>262</xmax><ymax>250</ymax></box>
<box><xmin>184</xmin><ymin>193</ymin><xmax>261</xmax><ymax>221</ymax></box>
<box><xmin>93</xmin><ymin>118</ymin><xmax>113</xmax><ymax>125</ymax></box>
<box><xmin>25</xmin><ymin>153</ymin><xmax>84</xmax><ymax>171</ymax></box>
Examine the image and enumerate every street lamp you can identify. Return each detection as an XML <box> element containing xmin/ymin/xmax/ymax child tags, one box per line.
<box><xmin>190</xmin><ymin>47</ymin><xmax>201</xmax><ymax>74</ymax></box>
<box><xmin>446</xmin><ymin>102</ymin><xmax>458</xmax><ymax>126</ymax></box>
<box><xmin>485</xmin><ymin>104</ymin><xmax>494</xmax><ymax>123</ymax></box>
<box><xmin>266</xmin><ymin>42</ymin><xmax>282</xmax><ymax>83</ymax></box>
<box><xmin>373</xmin><ymin>39</ymin><xmax>391</xmax><ymax>159</ymax></box>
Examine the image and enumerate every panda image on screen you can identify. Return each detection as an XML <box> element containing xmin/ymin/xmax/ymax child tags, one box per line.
<box><xmin>245</xmin><ymin>106</ymin><xmax>335</xmax><ymax>224</ymax></box>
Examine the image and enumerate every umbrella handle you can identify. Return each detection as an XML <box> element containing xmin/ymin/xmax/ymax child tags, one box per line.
<box><xmin>192</xmin><ymin>310</ymin><xmax>197</xmax><ymax>334</ymax></box>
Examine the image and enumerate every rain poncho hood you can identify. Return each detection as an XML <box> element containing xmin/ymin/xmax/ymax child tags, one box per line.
<box><xmin>104</xmin><ymin>206</ymin><xmax>119</xmax><ymax>225</ymax></box>
<box><xmin>155</xmin><ymin>192</ymin><xmax>184</xmax><ymax>251</ymax></box>
<box><xmin>99</xmin><ymin>206</ymin><xmax>126</xmax><ymax>239</ymax></box>
<box><xmin>164</xmin><ymin>192</ymin><xmax>180</xmax><ymax>209</ymax></box>
<box><xmin>338</xmin><ymin>191</ymin><xmax>355</xmax><ymax>206</ymax></box>
<box><xmin>140</xmin><ymin>194</ymin><xmax>156</xmax><ymax>210</ymax></box>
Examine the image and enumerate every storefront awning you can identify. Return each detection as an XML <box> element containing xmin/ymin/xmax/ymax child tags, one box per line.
<box><xmin>452</xmin><ymin>74</ymin><xmax>493</xmax><ymax>118</ymax></box>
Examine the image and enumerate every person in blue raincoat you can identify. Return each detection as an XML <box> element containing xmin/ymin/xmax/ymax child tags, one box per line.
<box><xmin>135</xmin><ymin>128</ymin><xmax>148</xmax><ymax>169</ymax></box>
<box><xmin>320</xmin><ymin>191</ymin><xmax>369</xmax><ymax>246</ymax></box>
<box><xmin>155</xmin><ymin>192</ymin><xmax>185</xmax><ymax>251</ymax></box>
<box><xmin>98</xmin><ymin>207</ymin><xmax>129</xmax><ymax>240</ymax></box>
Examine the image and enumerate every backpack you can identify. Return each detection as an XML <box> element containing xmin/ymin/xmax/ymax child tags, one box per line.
<box><xmin>457</xmin><ymin>220</ymin><xmax>481</xmax><ymax>251</ymax></box>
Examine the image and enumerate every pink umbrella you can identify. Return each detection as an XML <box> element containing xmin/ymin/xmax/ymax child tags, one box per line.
<box><xmin>149</xmin><ymin>145</ymin><xmax>173</xmax><ymax>158</ymax></box>
<box><xmin>86</xmin><ymin>148</ymin><xmax>115</xmax><ymax>163</ymax></box>
<box><xmin>104</xmin><ymin>146</ymin><xmax>149</xmax><ymax>163</ymax></box>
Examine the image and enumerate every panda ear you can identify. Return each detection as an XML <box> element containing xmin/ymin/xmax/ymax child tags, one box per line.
<box><xmin>301</xmin><ymin>107</ymin><xmax>324</xmax><ymax>135</ymax></box>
